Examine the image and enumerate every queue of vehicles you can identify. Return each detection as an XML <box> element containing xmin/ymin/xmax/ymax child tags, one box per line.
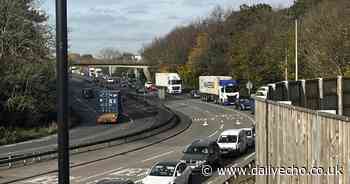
<box><xmin>138</xmin><ymin>126</ymin><xmax>255</xmax><ymax>184</ymax></box>
<box><xmin>77</xmin><ymin>72</ymin><xmax>260</xmax><ymax>184</ymax></box>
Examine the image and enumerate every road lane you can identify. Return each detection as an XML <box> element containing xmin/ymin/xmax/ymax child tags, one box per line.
<box><xmin>0</xmin><ymin>77</ymin><xmax>161</xmax><ymax>157</ymax></box>
<box><xmin>9</xmin><ymin>96</ymin><xmax>255</xmax><ymax>184</ymax></box>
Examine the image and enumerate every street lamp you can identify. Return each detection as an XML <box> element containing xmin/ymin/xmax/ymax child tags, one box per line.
<box><xmin>55</xmin><ymin>0</ymin><xmax>69</xmax><ymax>183</ymax></box>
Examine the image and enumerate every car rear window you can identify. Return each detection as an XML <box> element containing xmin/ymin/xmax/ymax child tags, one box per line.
<box><xmin>149</xmin><ymin>165</ymin><xmax>175</xmax><ymax>177</ymax></box>
<box><xmin>218</xmin><ymin>135</ymin><xmax>237</xmax><ymax>143</ymax></box>
<box><xmin>184</xmin><ymin>146</ymin><xmax>209</xmax><ymax>154</ymax></box>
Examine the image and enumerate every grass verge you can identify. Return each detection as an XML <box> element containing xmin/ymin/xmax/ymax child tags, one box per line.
<box><xmin>0</xmin><ymin>109</ymin><xmax>81</xmax><ymax>146</ymax></box>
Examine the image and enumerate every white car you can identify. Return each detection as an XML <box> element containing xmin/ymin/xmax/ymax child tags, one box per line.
<box><xmin>217</xmin><ymin>129</ymin><xmax>247</xmax><ymax>155</ymax></box>
<box><xmin>144</xmin><ymin>81</ymin><xmax>153</xmax><ymax>89</ymax></box>
<box><xmin>107</xmin><ymin>78</ymin><xmax>114</xmax><ymax>83</ymax></box>
<box><xmin>255</xmin><ymin>86</ymin><xmax>269</xmax><ymax>99</ymax></box>
<box><xmin>141</xmin><ymin>161</ymin><xmax>191</xmax><ymax>184</ymax></box>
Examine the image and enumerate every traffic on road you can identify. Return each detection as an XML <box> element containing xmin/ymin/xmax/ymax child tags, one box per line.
<box><xmin>0</xmin><ymin>71</ymin><xmax>258</xmax><ymax>184</ymax></box>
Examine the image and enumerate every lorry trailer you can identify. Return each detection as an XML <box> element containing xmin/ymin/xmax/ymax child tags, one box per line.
<box><xmin>199</xmin><ymin>76</ymin><xmax>239</xmax><ymax>105</ymax></box>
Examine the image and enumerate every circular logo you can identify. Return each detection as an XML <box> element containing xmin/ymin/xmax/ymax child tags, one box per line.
<box><xmin>202</xmin><ymin>165</ymin><xmax>213</xmax><ymax>177</ymax></box>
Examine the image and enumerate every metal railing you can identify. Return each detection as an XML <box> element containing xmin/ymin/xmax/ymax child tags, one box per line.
<box><xmin>0</xmin><ymin>92</ymin><xmax>177</xmax><ymax>170</ymax></box>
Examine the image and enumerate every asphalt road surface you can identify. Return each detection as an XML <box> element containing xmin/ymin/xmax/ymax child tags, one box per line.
<box><xmin>0</xmin><ymin>92</ymin><xmax>255</xmax><ymax>184</ymax></box>
<box><xmin>0</xmin><ymin>77</ymin><xmax>160</xmax><ymax>157</ymax></box>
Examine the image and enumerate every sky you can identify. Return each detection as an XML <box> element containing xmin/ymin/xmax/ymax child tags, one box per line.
<box><xmin>41</xmin><ymin>0</ymin><xmax>293</xmax><ymax>56</ymax></box>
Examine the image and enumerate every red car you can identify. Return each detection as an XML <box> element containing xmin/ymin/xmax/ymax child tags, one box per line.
<box><xmin>148</xmin><ymin>84</ymin><xmax>158</xmax><ymax>91</ymax></box>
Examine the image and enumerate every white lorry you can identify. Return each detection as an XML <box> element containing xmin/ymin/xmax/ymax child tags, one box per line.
<box><xmin>95</xmin><ymin>68</ymin><xmax>103</xmax><ymax>78</ymax></box>
<box><xmin>199</xmin><ymin>76</ymin><xmax>239</xmax><ymax>105</ymax></box>
<box><xmin>155</xmin><ymin>73</ymin><xmax>182</xmax><ymax>94</ymax></box>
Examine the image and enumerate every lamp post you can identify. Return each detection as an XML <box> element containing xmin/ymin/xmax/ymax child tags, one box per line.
<box><xmin>295</xmin><ymin>18</ymin><xmax>298</xmax><ymax>81</ymax></box>
<box><xmin>55</xmin><ymin>0</ymin><xmax>69</xmax><ymax>183</ymax></box>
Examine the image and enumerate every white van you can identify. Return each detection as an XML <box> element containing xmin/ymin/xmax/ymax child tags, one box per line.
<box><xmin>217</xmin><ymin>129</ymin><xmax>247</xmax><ymax>155</ymax></box>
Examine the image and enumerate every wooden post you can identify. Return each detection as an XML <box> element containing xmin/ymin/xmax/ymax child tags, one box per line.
<box><xmin>319</xmin><ymin>78</ymin><xmax>323</xmax><ymax>110</ymax></box>
<box><xmin>337</xmin><ymin>76</ymin><xmax>343</xmax><ymax>115</ymax></box>
<box><xmin>301</xmin><ymin>80</ymin><xmax>306</xmax><ymax>107</ymax></box>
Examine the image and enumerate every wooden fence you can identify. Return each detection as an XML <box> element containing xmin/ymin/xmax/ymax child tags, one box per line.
<box><xmin>268</xmin><ymin>76</ymin><xmax>350</xmax><ymax>116</ymax></box>
<box><xmin>255</xmin><ymin>98</ymin><xmax>350</xmax><ymax>184</ymax></box>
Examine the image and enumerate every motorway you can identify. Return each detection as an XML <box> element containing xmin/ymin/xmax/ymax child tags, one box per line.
<box><xmin>0</xmin><ymin>77</ymin><xmax>160</xmax><ymax>157</ymax></box>
<box><xmin>0</xmin><ymin>78</ymin><xmax>255</xmax><ymax>184</ymax></box>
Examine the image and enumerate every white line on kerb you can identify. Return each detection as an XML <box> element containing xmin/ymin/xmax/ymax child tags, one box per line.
<box><xmin>244</xmin><ymin>152</ymin><xmax>255</xmax><ymax>161</ymax></box>
<box><xmin>75</xmin><ymin>167</ymin><xmax>124</xmax><ymax>183</ymax></box>
<box><xmin>141</xmin><ymin>151</ymin><xmax>174</xmax><ymax>163</ymax></box>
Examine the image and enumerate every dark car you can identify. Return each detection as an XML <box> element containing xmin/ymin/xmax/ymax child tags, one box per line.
<box><xmin>96</xmin><ymin>179</ymin><xmax>134</xmax><ymax>184</ymax></box>
<box><xmin>181</xmin><ymin>139</ymin><xmax>223</xmax><ymax>171</ymax></box>
<box><xmin>190</xmin><ymin>90</ymin><xmax>200</xmax><ymax>98</ymax></box>
<box><xmin>81</xmin><ymin>88</ymin><xmax>94</xmax><ymax>99</ymax></box>
<box><xmin>136</xmin><ymin>87</ymin><xmax>146</xmax><ymax>94</ymax></box>
<box><xmin>235</xmin><ymin>97</ymin><xmax>253</xmax><ymax>110</ymax></box>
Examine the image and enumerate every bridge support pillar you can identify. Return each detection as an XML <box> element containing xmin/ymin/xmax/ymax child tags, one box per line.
<box><xmin>134</xmin><ymin>68</ymin><xmax>140</xmax><ymax>79</ymax></box>
<box><xmin>142</xmin><ymin>67</ymin><xmax>152</xmax><ymax>82</ymax></box>
<box><xmin>109</xmin><ymin>66</ymin><xmax>112</xmax><ymax>76</ymax></box>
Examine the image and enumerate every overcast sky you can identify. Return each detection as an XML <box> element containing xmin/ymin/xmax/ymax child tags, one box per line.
<box><xmin>41</xmin><ymin>0</ymin><xmax>293</xmax><ymax>55</ymax></box>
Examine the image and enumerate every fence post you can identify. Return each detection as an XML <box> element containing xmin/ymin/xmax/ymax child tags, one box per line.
<box><xmin>284</xmin><ymin>81</ymin><xmax>289</xmax><ymax>101</ymax></box>
<box><xmin>337</xmin><ymin>76</ymin><xmax>343</xmax><ymax>116</ymax></box>
<box><xmin>319</xmin><ymin>78</ymin><xmax>323</xmax><ymax>110</ymax></box>
<box><xmin>301</xmin><ymin>80</ymin><xmax>306</xmax><ymax>107</ymax></box>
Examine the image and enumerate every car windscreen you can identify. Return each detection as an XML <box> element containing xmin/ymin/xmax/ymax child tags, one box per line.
<box><xmin>149</xmin><ymin>164</ymin><xmax>176</xmax><ymax>177</ymax></box>
<box><xmin>255</xmin><ymin>91</ymin><xmax>265</xmax><ymax>96</ymax></box>
<box><xmin>184</xmin><ymin>146</ymin><xmax>209</xmax><ymax>154</ymax></box>
<box><xmin>170</xmin><ymin>80</ymin><xmax>181</xmax><ymax>85</ymax></box>
<box><xmin>225</xmin><ymin>86</ymin><xmax>239</xmax><ymax>93</ymax></box>
<box><xmin>218</xmin><ymin>135</ymin><xmax>237</xmax><ymax>143</ymax></box>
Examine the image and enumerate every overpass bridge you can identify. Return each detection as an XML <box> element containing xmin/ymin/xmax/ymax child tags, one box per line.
<box><xmin>71</xmin><ymin>62</ymin><xmax>153</xmax><ymax>81</ymax></box>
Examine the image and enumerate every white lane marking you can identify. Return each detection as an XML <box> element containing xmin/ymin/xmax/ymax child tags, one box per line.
<box><xmin>75</xmin><ymin>167</ymin><xmax>124</xmax><ymax>183</ymax></box>
<box><xmin>25</xmin><ymin>176</ymin><xmax>78</xmax><ymax>184</ymax></box>
<box><xmin>244</xmin><ymin>152</ymin><xmax>255</xmax><ymax>161</ymax></box>
<box><xmin>190</xmin><ymin>99</ymin><xmax>255</xmax><ymax>124</ymax></box>
<box><xmin>208</xmin><ymin>130</ymin><xmax>218</xmax><ymax>138</ymax></box>
<box><xmin>236</xmin><ymin>119</ymin><xmax>241</xmax><ymax>125</ymax></box>
<box><xmin>141</xmin><ymin>151</ymin><xmax>174</xmax><ymax>163</ymax></box>
<box><xmin>202</xmin><ymin>121</ymin><xmax>208</xmax><ymax>126</ymax></box>
<box><xmin>135</xmin><ymin>179</ymin><xmax>143</xmax><ymax>183</ymax></box>
<box><xmin>110</xmin><ymin>168</ymin><xmax>149</xmax><ymax>177</ymax></box>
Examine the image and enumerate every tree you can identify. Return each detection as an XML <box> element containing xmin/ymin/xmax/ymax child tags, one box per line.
<box><xmin>0</xmin><ymin>0</ymin><xmax>55</xmax><ymax>127</ymax></box>
<box><xmin>97</xmin><ymin>47</ymin><xmax>121</xmax><ymax>60</ymax></box>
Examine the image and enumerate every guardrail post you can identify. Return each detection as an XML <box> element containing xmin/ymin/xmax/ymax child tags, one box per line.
<box><xmin>32</xmin><ymin>152</ymin><xmax>36</xmax><ymax>162</ymax></box>
<box><xmin>8</xmin><ymin>153</ymin><xmax>12</xmax><ymax>168</ymax></box>
<box><xmin>337</xmin><ymin>76</ymin><xmax>343</xmax><ymax>115</ymax></box>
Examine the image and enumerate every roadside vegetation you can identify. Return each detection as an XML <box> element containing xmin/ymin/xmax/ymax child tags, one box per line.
<box><xmin>0</xmin><ymin>0</ymin><xmax>58</xmax><ymax>144</ymax></box>
<box><xmin>141</xmin><ymin>0</ymin><xmax>350</xmax><ymax>89</ymax></box>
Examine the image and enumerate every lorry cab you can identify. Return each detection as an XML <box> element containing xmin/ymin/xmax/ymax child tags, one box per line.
<box><xmin>167</xmin><ymin>74</ymin><xmax>182</xmax><ymax>94</ymax></box>
<box><xmin>155</xmin><ymin>73</ymin><xmax>182</xmax><ymax>94</ymax></box>
<box><xmin>218</xmin><ymin>80</ymin><xmax>239</xmax><ymax>105</ymax></box>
